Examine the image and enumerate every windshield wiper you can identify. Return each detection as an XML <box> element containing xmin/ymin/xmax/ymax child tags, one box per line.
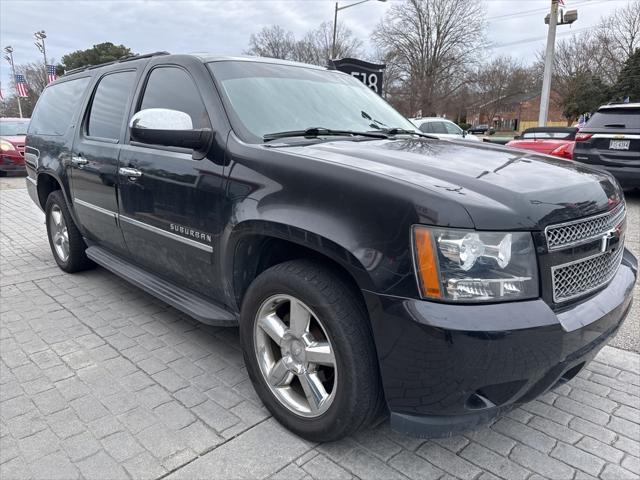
<box><xmin>603</xmin><ymin>123</ymin><xmax>626</xmax><ymax>128</ymax></box>
<box><xmin>263</xmin><ymin>127</ymin><xmax>389</xmax><ymax>142</ymax></box>
<box><xmin>378</xmin><ymin>127</ymin><xmax>437</xmax><ymax>139</ymax></box>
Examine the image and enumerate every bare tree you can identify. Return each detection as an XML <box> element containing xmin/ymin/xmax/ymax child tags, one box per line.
<box><xmin>246</xmin><ymin>25</ymin><xmax>297</xmax><ymax>60</ymax></box>
<box><xmin>246</xmin><ymin>22</ymin><xmax>362</xmax><ymax>66</ymax></box>
<box><xmin>596</xmin><ymin>0</ymin><xmax>640</xmax><ymax>81</ymax></box>
<box><xmin>372</xmin><ymin>0</ymin><xmax>486</xmax><ymax>116</ymax></box>
<box><xmin>471</xmin><ymin>56</ymin><xmax>534</xmax><ymax>126</ymax></box>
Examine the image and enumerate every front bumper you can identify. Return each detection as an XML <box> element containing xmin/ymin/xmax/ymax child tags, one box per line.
<box><xmin>1</xmin><ymin>153</ymin><xmax>26</xmax><ymax>173</ymax></box>
<box><xmin>364</xmin><ymin>248</ymin><xmax>637</xmax><ymax>438</ymax></box>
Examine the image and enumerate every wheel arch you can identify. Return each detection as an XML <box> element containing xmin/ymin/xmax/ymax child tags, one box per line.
<box><xmin>36</xmin><ymin>172</ymin><xmax>63</xmax><ymax>210</ymax></box>
<box><xmin>225</xmin><ymin>220</ymin><xmax>374</xmax><ymax>313</ymax></box>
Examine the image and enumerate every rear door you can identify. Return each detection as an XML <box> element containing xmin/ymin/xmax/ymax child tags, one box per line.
<box><xmin>69</xmin><ymin>68</ymin><xmax>140</xmax><ymax>253</ymax></box>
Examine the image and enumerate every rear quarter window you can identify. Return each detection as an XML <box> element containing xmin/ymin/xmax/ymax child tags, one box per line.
<box><xmin>29</xmin><ymin>77</ymin><xmax>91</xmax><ymax>136</ymax></box>
<box><xmin>586</xmin><ymin>108</ymin><xmax>640</xmax><ymax>129</ymax></box>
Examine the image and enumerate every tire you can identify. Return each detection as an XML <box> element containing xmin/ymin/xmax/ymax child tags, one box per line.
<box><xmin>240</xmin><ymin>259</ymin><xmax>382</xmax><ymax>442</ymax></box>
<box><xmin>45</xmin><ymin>190</ymin><xmax>93</xmax><ymax>273</ymax></box>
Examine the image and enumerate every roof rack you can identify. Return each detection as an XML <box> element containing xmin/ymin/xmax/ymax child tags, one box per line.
<box><xmin>63</xmin><ymin>51</ymin><xmax>170</xmax><ymax>76</ymax></box>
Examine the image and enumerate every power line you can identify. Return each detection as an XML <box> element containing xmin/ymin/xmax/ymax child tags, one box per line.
<box><xmin>489</xmin><ymin>25</ymin><xmax>592</xmax><ymax>49</ymax></box>
<box><xmin>487</xmin><ymin>0</ymin><xmax>605</xmax><ymax>22</ymax></box>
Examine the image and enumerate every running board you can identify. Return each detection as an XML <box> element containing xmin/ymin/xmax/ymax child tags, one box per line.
<box><xmin>86</xmin><ymin>246</ymin><xmax>238</xmax><ymax>327</ymax></box>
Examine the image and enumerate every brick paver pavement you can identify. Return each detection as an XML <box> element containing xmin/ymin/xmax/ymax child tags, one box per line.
<box><xmin>1</xmin><ymin>186</ymin><xmax>639</xmax><ymax>480</ymax></box>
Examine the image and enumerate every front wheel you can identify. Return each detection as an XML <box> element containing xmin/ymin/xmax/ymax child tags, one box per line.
<box><xmin>240</xmin><ymin>260</ymin><xmax>382</xmax><ymax>442</ymax></box>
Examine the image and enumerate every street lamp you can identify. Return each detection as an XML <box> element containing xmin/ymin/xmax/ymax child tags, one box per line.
<box><xmin>331</xmin><ymin>0</ymin><xmax>386</xmax><ymax>60</ymax></box>
<box><xmin>3</xmin><ymin>46</ymin><xmax>23</xmax><ymax>118</ymax></box>
<box><xmin>34</xmin><ymin>30</ymin><xmax>48</xmax><ymax>82</ymax></box>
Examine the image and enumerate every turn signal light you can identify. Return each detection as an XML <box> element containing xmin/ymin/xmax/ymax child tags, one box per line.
<box><xmin>412</xmin><ymin>228</ymin><xmax>442</xmax><ymax>298</ymax></box>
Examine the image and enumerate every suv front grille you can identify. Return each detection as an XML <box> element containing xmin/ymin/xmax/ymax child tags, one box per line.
<box><xmin>545</xmin><ymin>203</ymin><xmax>625</xmax><ymax>250</ymax></box>
<box><xmin>551</xmin><ymin>246</ymin><xmax>624</xmax><ymax>303</ymax></box>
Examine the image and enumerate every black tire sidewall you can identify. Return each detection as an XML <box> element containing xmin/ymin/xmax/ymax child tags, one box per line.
<box><xmin>240</xmin><ymin>261</ymin><xmax>379</xmax><ymax>442</ymax></box>
<box><xmin>45</xmin><ymin>190</ymin><xmax>91</xmax><ymax>273</ymax></box>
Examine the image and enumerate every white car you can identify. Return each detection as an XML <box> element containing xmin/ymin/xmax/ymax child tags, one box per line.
<box><xmin>410</xmin><ymin>117</ymin><xmax>481</xmax><ymax>141</ymax></box>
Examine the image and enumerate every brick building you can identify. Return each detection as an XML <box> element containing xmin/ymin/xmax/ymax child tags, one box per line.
<box><xmin>468</xmin><ymin>90</ymin><xmax>568</xmax><ymax>132</ymax></box>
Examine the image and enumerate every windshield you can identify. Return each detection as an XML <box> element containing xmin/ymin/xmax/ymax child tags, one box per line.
<box><xmin>0</xmin><ymin>120</ymin><xmax>30</xmax><ymax>136</ymax></box>
<box><xmin>209</xmin><ymin>61</ymin><xmax>415</xmax><ymax>142</ymax></box>
<box><xmin>522</xmin><ymin>131</ymin><xmax>574</xmax><ymax>139</ymax></box>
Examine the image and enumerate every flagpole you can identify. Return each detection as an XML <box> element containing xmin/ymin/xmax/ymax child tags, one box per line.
<box><xmin>3</xmin><ymin>46</ymin><xmax>23</xmax><ymax>119</ymax></box>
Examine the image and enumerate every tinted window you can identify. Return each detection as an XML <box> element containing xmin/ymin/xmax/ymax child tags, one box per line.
<box><xmin>88</xmin><ymin>71</ymin><xmax>137</xmax><ymax>139</ymax></box>
<box><xmin>428</xmin><ymin>122</ymin><xmax>448</xmax><ymax>134</ymax></box>
<box><xmin>139</xmin><ymin>67</ymin><xmax>208</xmax><ymax>128</ymax></box>
<box><xmin>29</xmin><ymin>77</ymin><xmax>90</xmax><ymax>136</ymax></box>
<box><xmin>419</xmin><ymin>123</ymin><xmax>433</xmax><ymax>133</ymax></box>
<box><xmin>586</xmin><ymin>108</ymin><xmax>640</xmax><ymax>129</ymax></box>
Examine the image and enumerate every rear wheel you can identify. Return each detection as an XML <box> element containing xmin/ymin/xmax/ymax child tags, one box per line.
<box><xmin>45</xmin><ymin>190</ymin><xmax>93</xmax><ymax>273</ymax></box>
<box><xmin>240</xmin><ymin>259</ymin><xmax>382</xmax><ymax>441</ymax></box>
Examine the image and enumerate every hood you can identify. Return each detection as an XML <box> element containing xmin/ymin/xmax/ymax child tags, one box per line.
<box><xmin>282</xmin><ymin>137</ymin><xmax>622</xmax><ymax>230</ymax></box>
<box><xmin>1</xmin><ymin>135</ymin><xmax>26</xmax><ymax>145</ymax></box>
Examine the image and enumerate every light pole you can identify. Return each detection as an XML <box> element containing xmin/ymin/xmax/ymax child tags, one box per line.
<box><xmin>331</xmin><ymin>0</ymin><xmax>386</xmax><ymax>60</ymax></box>
<box><xmin>538</xmin><ymin>1</ymin><xmax>577</xmax><ymax>126</ymax></box>
<box><xmin>34</xmin><ymin>30</ymin><xmax>48</xmax><ymax>83</ymax></box>
<box><xmin>3</xmin><ymin>46</ymin><xmax>23</xmax><ymax>118</ymax></box>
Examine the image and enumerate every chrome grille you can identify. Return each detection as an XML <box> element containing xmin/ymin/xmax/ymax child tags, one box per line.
<box><xmin>545</xmin><ymin>203</ymin><xmax>625</xmax><ymax>250</ymax></box>
<box><xmin>551</xmin><ymin>245</ymin><xmax>624</xmax><ymax>303</ymax></box>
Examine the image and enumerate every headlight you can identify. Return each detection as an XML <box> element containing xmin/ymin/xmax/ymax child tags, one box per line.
<box><xmin>412</xmin><ymin>226</ymin><xmax>538</xmax><ymax>302</ymax></box>
<box><xmin>0</xmin><ymin>140</ymin><xmax>16</xmax><ymax>152</ymax></box>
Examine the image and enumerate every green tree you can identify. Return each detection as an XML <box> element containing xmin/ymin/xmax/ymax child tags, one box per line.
<box><xmin>612</xmin><ymin>49</ymin><xmax>640</xmax><ymax>102</ymax></box>
<box><xmin>561</xmin><ymin>72</ymin><xmax>610</xmax><ymax>122</ymax></box>
<box><xmin>59</xmin><ymin>42</ymin><xmax>133</xmax><ymax>73</ymax></box>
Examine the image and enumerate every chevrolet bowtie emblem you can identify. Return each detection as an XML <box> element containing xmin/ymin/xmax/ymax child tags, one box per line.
<box><xmin>600</xmin><ymin>227</ymin><xmax>620</xmax><ymax>253</ymax></box>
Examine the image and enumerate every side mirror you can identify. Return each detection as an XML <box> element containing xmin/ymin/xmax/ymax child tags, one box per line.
<box><xmin>462</xmin><ymin>130</ymin><xmax>467</xmax><ymax>138</ymax></box>
<box><xmin>129</xmin><ymin>108</ymin><xmax>212</xmax><ymax>154</ymax></box>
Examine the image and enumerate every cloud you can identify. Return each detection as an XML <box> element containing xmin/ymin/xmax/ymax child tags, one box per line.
<box><xmin>0</xmin><ymin>0</ymin><xmax>627</xmax><ymax>94</ymax></box>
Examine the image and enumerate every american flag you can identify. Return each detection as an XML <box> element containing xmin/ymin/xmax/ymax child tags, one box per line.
<box><xmin>47</xmin><ymin>64</ymin><xmax>57</xmax><ymax>84</ymax></box>
<box><xmin>15</xmin><ymin>74</ymin><xmax>28</xmax><ymax>97</ymax></box>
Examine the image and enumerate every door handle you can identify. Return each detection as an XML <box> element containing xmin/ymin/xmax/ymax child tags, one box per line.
<box><xmin>119</xmin><ymin>167</ymin><xmax>143</xmax><ymax>180</ymax></box>
<box><xmin>71</xmin><ymin>155</ymin><xmax>88</xmax><ymax>166</ymax></box>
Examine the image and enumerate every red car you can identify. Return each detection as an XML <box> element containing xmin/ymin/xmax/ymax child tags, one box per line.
<box><xmin>506</xmin><ymin>126</ymin><xmax>577</xmax><ymax>160</ymax></box>
<box><xmin>0</xmin><ymin>117</ymin><xmax>30</xmax><ymax>176</ymax></box>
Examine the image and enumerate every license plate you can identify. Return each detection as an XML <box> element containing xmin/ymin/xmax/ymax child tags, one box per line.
<box><xmin>609</xmin><ymin>139</ymin><xmax>630</xmax><ymax>150</ymax></box>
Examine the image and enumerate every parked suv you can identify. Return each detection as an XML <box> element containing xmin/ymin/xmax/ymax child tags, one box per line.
<box><xmin>25</xmin><ymin>53</ymin><xmax>636</xmax><ymax>441</ymax></box>
<box><xmin>573</xmin><ymin>103</ymin><xmax>640</xmax><ymax>190</ymax></box>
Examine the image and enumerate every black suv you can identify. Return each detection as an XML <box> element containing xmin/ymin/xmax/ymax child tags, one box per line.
<box><xmin>25</xmin><ymin>53</ymin><xmax>636</xmax><ymax>441</ymax></box>
<box><xmin>573</xmin><ymin>103</ymin><xmax>640</xmax><ymax>190</ymax></box>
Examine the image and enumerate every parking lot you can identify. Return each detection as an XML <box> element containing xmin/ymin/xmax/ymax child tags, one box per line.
<box><xmin>1</xmin><ymin>177</ymin><xmax>639</xmax><ymax>480</ymax></box>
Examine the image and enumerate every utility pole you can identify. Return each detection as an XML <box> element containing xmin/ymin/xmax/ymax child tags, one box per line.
<box><xmin>34</xmin><ymin>30</ymin><xmax>48</xmax><ymax>84</ymax></box>
<box><xmin>539</xmin><ymin>1</ymin><xmax>578</xmax><ymax>126</ymax></box>
<box><xmin>3</xmin><ymin>46</ymin><xmax>23</xmax><ymax>118</ymax></box>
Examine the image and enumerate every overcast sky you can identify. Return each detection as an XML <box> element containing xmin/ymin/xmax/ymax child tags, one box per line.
<box><xmin>0</xmin><ymin>0</ymin><xmax>631</xmax><ymax>95</ymax></box>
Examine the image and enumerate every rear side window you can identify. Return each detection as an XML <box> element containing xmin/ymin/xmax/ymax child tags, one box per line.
<box><xmin>28</xmin><ymin>77</ymin><xmax>90</xmax><ymax>136</ymax></box>
<box><xmin>87</xmin><ymin>71</ymin><xmax>137</xmax><ymax>140</ymax></box>
<box><xmin>586</xmin><ymin>109</ymin><xmax>640</xmax><ymax>129</ymax></box>
<box><xmin>420</xmin><ymin>122</ymin><xmax>447</xmax><ymax>134</ymax></box>
<box><xmin>138</xmin><ymin>67</ymin><xmax>208</xmax><ymax>128</ymax></box>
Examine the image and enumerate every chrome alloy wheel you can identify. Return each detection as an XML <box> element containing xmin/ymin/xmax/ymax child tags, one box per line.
<box><xmin>49</xmin><ymin>205</ymin><xmax>69</xmax><ymax>262</ymax></box>
<box><xmin>254</xmin><ymin>294</ymin><xmax>337</xmax><ymax>417</ymax></box>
